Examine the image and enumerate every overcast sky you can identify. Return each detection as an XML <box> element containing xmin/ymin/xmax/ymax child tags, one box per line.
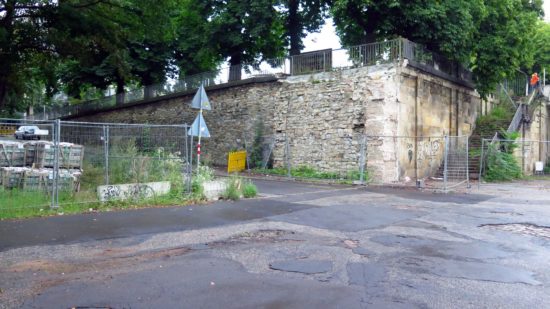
<box><xmin>304</xmin><ymin>1</ymin><xmax>550</xmax><ymax>52</ymax></box>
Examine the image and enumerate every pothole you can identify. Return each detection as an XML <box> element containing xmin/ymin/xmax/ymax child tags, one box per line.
<box><xmin>480</xmin><ymin>223</ymin><xmax>550</xmax><ymax>238</ymax></box>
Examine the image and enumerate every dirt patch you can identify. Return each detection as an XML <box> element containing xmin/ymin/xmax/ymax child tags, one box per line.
<box><xmin>9</xmin><ymin>260</ymin><xmax>81</xmax><ymax>274</ymax></box>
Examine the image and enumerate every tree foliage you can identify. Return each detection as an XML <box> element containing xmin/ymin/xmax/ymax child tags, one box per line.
<box><xmin>279</xmin><ymin>0</ymin><xmax>331</xmax><ymax>55</ymax></box>
<box><xmin>471</xmin><ymin>0</ymin><xmax>543</xmax><ymax>95</ymax></box>
<box><xmin>207</xmin><ymin>0</ymin><xmax>286</xmax><ymax>80</ymax></box>
<box><xmin>331</xmin><ymin>0</ymin><xmax>544</xmax><ymax>96</ymax></box>
<box><xmin>2</xmin><ymin>0</ymin><xmax>548</xmax><ymax>115</ymax></box>
<box><xmin>532</xmin><ymin>20</ymin><xmax>550</xmax><ymax>80</ymax></box>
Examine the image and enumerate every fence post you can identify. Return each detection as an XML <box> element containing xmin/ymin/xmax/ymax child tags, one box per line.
<box><xmin>189</xmin><ymin>133</ymin><xmax>194</xmax><ymax>191</ymax></box>
<box><xmin>359</xmin><ymin>135</ymin><xmax>367</xmax><ymax>184</ymax></box>
<box><xmin>443</xmin><ymin>135</ymin><xmax>449</xmax><ymax>192</ymax></box>
<box><xmin>184</xmin><ymin>125</ymin><xmax>192</xmax><ymax>194</ymax></box>
<box><xmin>466</xmin><ymin>136</ymin><xmax>470</xmax><ymax>189</ymax></box>
<box><xmin>51</xmin><ymin>119</ymin><xmax>61</xmax><ymax>209</ymax></box>
<box><xmin>478</xmin><ymin>139</ymin><xmax>485</xmax><ymax>189</ymax></box>
<box><xmin>243</xmin><ymin>137</ymin><xmax>251</xmax><ymax>171</ymax></box>
<box><xmin>103</xmin><ymin>125</ymin><xmax>110</xmax><ymax>185</ymax></box>
<box><xmin>50</xmin><ymin>121</ymin><xmax>57</xmax><ymax>209</ymax></box>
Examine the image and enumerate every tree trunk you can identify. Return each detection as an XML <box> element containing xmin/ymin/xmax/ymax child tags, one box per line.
<box><xmin>0</xmin><ymin>78</ymin><xmax>7</xmax><ymax>113</ymax></box>
<box><xmin>115</xmin><ymin>76</ymin><xmax>125</xmax><ymax>105</ymax></box>
<box><xmin>228</xmin><ymin>54</ymin><xmax>242</xmax><ymax>81</ymax></box>
<box><xmin>142</xmin><ymin>75</ymin><xmax>154</xmax><ymax>100</ymax></box>
<box><xmin>288</xmin><ymin>0</ymin><xmax>301</xmax><ymax>56</ymax></box>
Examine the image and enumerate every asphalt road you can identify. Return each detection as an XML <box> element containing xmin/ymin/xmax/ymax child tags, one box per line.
<box><xmin>1</xmin><ymin>179</ymin><xmax>550</xmax><ymax>308</ymax></box>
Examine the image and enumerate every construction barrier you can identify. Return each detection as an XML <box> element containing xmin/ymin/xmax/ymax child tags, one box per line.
<box><xmin>227</xmin><ymin>150</ymin><xmax>246</xmax><ymax>173</ymax></box>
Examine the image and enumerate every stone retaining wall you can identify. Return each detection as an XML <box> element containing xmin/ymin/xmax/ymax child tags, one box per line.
<box><xmin>68</xmin><ymin>63</ymin><xmax>481</xmax><ymax>183</ymax></box>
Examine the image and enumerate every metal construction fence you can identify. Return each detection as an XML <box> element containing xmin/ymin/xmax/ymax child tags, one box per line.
<box><xmin>479</xmin><ymin>138</ymin><xmax>550</xmax><ymax>186</ymax></box>
<box><xmin>0</xmin><ymin>118</ymin><xmax>192</xmax><ymax>217</ymax></box>
<box><xmin>42</xmin><ymin>38</ymin><xmax>472</xmax><ymax>119</ymax></box>
<box><xmin>0</xmin><ymin>118</ymin><xmax>473</xmax><ymax>218</ymax></box>
<box><xmin>246</xmin><ymin>134</ymin><xmax>469</xmax><ymax>192</ymax></box>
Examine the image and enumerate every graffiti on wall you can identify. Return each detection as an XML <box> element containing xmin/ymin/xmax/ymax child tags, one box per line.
<box><xmin>97</xmin><ymin>181</ymin><xmax>170</xmax><ymax>202</ymax></box>
<box><xmin>407</xmin><ymin>139</ymin><xmax>442</xmax><ymax>163</ymax></box>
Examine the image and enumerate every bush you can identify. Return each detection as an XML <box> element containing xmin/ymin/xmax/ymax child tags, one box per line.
<box><xmin>242</xmin><ymin>181</ymin><xmax>258</xmax><ymax>198</ymax></box>
<box><xmin>485</xmin><ymin>144</ymin><xmax>522</xmax><ymax>182</ymax></box>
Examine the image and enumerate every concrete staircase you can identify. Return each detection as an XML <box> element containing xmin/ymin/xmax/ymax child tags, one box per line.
<box><xmin>434</xmin><ymin>119</ymin><xmax>512</xmax><ymax>181</ymax></box>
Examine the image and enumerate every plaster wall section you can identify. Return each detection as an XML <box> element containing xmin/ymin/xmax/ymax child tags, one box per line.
<box><xmin>517</xmin><ymin>103</ymin><xmax>550</xmax><ymax>174</ymax></box>
<box><xmin>391</xmin><ymin>66</ymin><xmax>480</xmax><ymax>183</ymax></box>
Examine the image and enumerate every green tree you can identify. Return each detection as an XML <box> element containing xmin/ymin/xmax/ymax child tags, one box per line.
<box><xmin>0</xmin><ymin>0</ymin><xmax>134</xmax><ymax>112</ymax></box>
<box><xmin>531</xmin><ymin>21</ymin><xmax>550</xmax><ymax>81</ymax></box>
<box><xmin>127</xmin><ymin>0</ymin><xmax>179</xmax><ymax>99</ymax></box>
<box><xmin>0</xmin><ymin>1</ymin><xmax>55</xmax><ymax>113</ymax></box>
<box><xmin>50</xmin><ymin>1</ymin><xmax>135</xmax><ymax>104</ymax></box>
<box><xmin>280</xmin><ymin>0</ymin><xmax>331</xmax><ymax>55</ymax></box>
<box><xmin>208</xmin><ymin>0</ymin><xmax>286</xmax><ymax>81</ymax></box>
<box><xmin>471</xmin><ymin>0</ymin><xmax>543</xmax><ymax>95</ymax></box>
<box><xmin>331</xmin><ymin>0</ymin><xmax>484</xmax><ymax>63</ymax></box>
<box><xmin>174</xmin><ymin>0</ymin><xmax>221</xmax><ymax>77</ymax></box>
<box><xmin>330</xmin><ymin>0</ymin><xmax>544</xmax><ymax>97</ymax></box>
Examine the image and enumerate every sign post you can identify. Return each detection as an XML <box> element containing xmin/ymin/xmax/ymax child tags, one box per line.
<box><xmin>189</xmin><ymin>85</ymin><xmax>211</xmax><ymax>167</ymax></box>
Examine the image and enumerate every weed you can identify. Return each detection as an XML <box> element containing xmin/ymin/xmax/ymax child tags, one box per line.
<box><xmin>242</xmin><ymin>181</ymin><xmax>258</xmax><ymax>198</ymax></box>
<box><xmin>484</xmin><ymin>135</ymin><xmax>522</xmax><ymax>182</ymax></box>
<box><xmin>191</xmin><ymin>165</ymin><xmax>215</xmax><ymax>199</ymax></box>
<box><xmin>224</xmin><ymin>175</ymin><xmax>242</xmax><ymax>201</ymax></box>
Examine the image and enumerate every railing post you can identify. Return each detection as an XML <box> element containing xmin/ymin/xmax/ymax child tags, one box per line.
<box><xmin>478</xmin><ymin>139</ymin><xmax>485</xmax><ymax>189</ymax></box>
<box><xmin>397</xmin><ymin>38</ymin><xmax>405</xmax><ymax>61</ymax></box>
<box><xmin>466</xmin><ymin>136</ymin><xmax>470</xmax><ymax>189</ymax></box>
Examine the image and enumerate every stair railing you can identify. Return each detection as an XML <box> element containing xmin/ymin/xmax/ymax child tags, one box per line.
<box><xmin>499</xmin><ymin>83</ymin><xmax>518</xmax><ymax>109</ymax></box>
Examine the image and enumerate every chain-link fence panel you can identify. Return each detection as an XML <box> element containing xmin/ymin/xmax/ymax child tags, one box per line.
<box><xmin>58</xmin><ymin>122</ymin><xmax>191</xmax><ymax>208</ymax></box>
<box><xmin>0</xmin><ymin>119</ymin><xmax>56</xmax><ymax>217</ymax></box>
<box><xmin>245</xmin><ymin>133</ymin><xmax>368</xmax><ymax>184</ymax></box>
<box><xmin>364</xmin><ymin>135</ymin><xmax>469</xmax><ymax>192</ymax></box>
<box><xmin>0</xmin><ymin>119</ymin><xmax>192</xmax><ymax>219</ymax></box>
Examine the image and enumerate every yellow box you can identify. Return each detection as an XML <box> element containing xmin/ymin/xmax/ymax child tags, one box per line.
<box><xmin>227</xmin><ymin>150</ymin><xmax>247</xmax><ymax>173</ymax></box>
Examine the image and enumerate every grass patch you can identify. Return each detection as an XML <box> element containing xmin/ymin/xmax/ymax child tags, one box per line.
<box><xmin>0</xmin><ymin>188</ymin><xmax>198</xmax><ymax>220</ymax></box>
<box><xmin>254</xmin><ymin>165</ymin><xmax>368</xmax><ymax>184</ymax></box>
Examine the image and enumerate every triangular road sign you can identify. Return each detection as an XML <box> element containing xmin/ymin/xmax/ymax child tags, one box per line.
<box><xmin>190</xmin><ymin>85</ymin><xmax>211</xmax><ymax>110</ymax></box>
<box><xmin>188</xmin><ymin>113</ymin><xmax>210</xmax><ymax>137</ymax></box>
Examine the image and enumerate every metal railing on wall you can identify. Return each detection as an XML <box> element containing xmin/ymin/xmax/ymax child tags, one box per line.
<box><xmin>41</xmin><ymin>38</ymin><xmax>473</xmax><ymax>119</ymax></box>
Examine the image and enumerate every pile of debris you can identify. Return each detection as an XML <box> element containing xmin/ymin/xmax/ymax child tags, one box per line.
<box><xmin>0</xmin><ymin>141</ymin><xmax>84</xmax><ymax>192</ymax></box>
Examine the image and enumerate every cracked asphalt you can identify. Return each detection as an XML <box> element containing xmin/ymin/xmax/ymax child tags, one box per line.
<box><xmin>1</xmin><ymin>179</ymin><xmax>550</xmax><ymax>308</ymax></box>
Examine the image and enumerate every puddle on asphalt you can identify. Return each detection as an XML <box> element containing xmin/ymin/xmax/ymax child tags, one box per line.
<box><xmin>347</xmin><ymin>262</ymin><xmax>386</xmax><ymax>287</ymax></box>
<box><xmin>269</xmin><ymin>260</ymin><xmax>333</xmax><ymax>274</ymax></box>
<box><xmin>370</xmin><ymin>234</ymin><xmax>513</xmax><ymax>260</ymax></box>
<box><xmin>398</xmin><ymin>256</ymin><xmax>540</xmax><ymax>285</ymax></box>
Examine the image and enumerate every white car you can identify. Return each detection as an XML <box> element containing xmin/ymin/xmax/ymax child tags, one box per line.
<box><xmin>14</xmin><ymin>126</ymin><xmax>49</xmax><ymax>140</ymax></box>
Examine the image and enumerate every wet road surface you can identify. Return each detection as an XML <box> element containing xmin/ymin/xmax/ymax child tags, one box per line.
<box><xmin>1</xmin><ymin>179</ymin><xmax>550</xmax><ymax>308</ymax></box>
